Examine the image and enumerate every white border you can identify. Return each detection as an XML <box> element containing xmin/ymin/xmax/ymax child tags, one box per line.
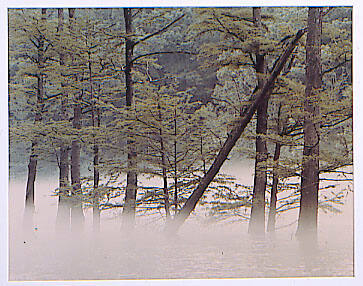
<box><xmin>0</xmin><ymin>0</ymin><xmax>356</xmax><ymax>8</ymax></box>
<box><xmin>1</xmin><ymin>1</ymin><xmax>360</xmax><ymax>286</ymax></box>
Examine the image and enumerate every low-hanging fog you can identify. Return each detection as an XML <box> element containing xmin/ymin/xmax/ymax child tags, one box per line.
<box><xmin>9</xmin><ymin>162</ymin><xmax>353</xmax><ymax>281</ymax></box>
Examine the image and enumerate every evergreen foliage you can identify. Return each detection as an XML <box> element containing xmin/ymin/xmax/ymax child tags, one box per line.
<box><xmin>9</xmin><ymin>7</ymin><xmax>352</xmax><ymax>234</ymax></box>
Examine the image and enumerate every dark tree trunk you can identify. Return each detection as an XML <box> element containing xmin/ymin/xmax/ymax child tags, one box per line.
<box><xmin>56</xmin><ymin>8</ymin><xmax>71</xmax><ymax>231</ymax></box>
<box><xmin>70</xmin><ymin>95</ymin><xmax>84</xmax><ymax>231</ymax></box>
<box><xmin>267</xmin><ymin>104</ymin><xmax>285</xmax><ymax>233</ymax></box>
<box><xmin>24</xmin><ymin>8</ymin><xmax>46</xmax><ymax>229</ymax></box>
<box><xmin>93</xmin><ymin>141</ymin><xmax>100</xmax><ymax>232</ymax></box>
<box><xmin>68</xmin><ymin>8</ymin><xmax>84</xmax><ymax>232</ymax></box>
<box><xmin>267</xmin><ymin>142</ymin><xmax>281</xmax><ymax>233</ymax></box>
<box><xmin>173</xmin><ymin>109</ymin><xmax>178</xmax><ymax>215</ymax></box>
<box><xmin>248</xmin><ymin>7</ymin><xmax>269</xmax><ymax>235</ymax></box>
<box><xmin>57</xmin><ymin>145</ymin><xmax>70</xmax><ymax>228</ymax></box>
<box><xmin>122</xmin><ymin>8</ymin><xmax>138</xmax><ymax>228</ymax></box>
<box><xmin>24</xmin><ymin>142</ymin><xmax>38</xmax><ymax>228</ymax></box>
<box><xmin>200</xmin><ymin>135</ymin><xmax>206</xmax><ymax>175</ymax></box>
<box><xmin>158</xmin><ymin>102</ymin><xmax>171</xmax><ymax>220</ymax></box>
<box><xmin>89</xmin><ymin>53</ymin><xmax>101</xmax><ymax>233</ymax></box>
<box><xmin>166</xmin><ymin>27</ymin><xmax>306</xmax><ymax>233</ymax></box>
<box><xmin>296</xmin><ymin>7</ymin><xmax>322</xmax><ymax>241</ymax></box>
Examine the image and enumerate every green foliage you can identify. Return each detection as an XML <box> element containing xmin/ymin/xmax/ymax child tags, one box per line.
<box><xmin>9</xmin><ymin>7</ymin><xmax>353</xmax><ymax>225</ymax></box>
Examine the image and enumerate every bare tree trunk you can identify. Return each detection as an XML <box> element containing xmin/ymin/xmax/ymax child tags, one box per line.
<box><xmin>166</xmin><ymin>27</ymin><xmax>306</xmax><ymax>233</ymax></box>
<box><xmin>24</xmin><ymin>142</ymin><xmax>38</xmax><ymax>229</ymax></box>
<box><xmin>89</xmin><ymin>50</ymin><xmax>101</xmax><ymax>233</ymax></box>
<box><xmin>200</xmin><ymin>135</ymin><xmax>206</xmax><ymax>175</ymax></box>
<box><xmin>296</xmin><ymin>7</ymin><xmax>322</xmax><ymax>241</ymax></box>
<box><xmin>267</xmin><ymin>142</ymin><xmax>281</xmax><ymax>233</ymax></box>
<box><xmin>70</xmin><ymin>94</ymin><xmax>84</xmax><ymax>231</ymax></box>
<box><xmin>68</xmin><ymin>8</ymin><xmax>84</xmax><ymax>232</ymax></box>
<box><xmin>93</xmin><ymin>140</ymin><xmax>100</xmax><ymax>232</ymax></box>
<box><xmin>56</xmin><ymin>8</ymin><xmax>71</xmax><ymax>232</ymax></box>
<box><xmin>267</xmin><ymin>104</ymin><xmax>286</xmax><ymax>233</ymax></box>
<box><xmin>122</xmin><ymin>8</ymin><xmax>138</xmax><ymax>228</ymax></box>
<box><xmin>248</xmin><ymin>7</ymin><xmax>268</xmax><ymax>235</ymax></box>
<box><xmin>158</xmin><ymin>102</ymin><xmax>171</xmax><ymax>220</ymax></box>
<box><xmin>24</xmin><ymin>8</ymin><xmax>46</xmax><ymax>230</ymax></box>
<box><xmin>173</xmin><ymin>109</ymin><xmax>178</xmax><ymax>215</ymax></box>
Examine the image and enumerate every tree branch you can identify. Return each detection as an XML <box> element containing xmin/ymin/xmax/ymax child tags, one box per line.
<box><xmin>322</xmin><ymin>57</ymin><xmax>352</xmax><ymax>76</ymax></box>
<box><xmin>133</xmin><ymin>13</ymin><xmax>185</xmax><ymax>47</ymax></box>
<box><xmin>322</xmin><ymin>7</ymin><xmax>336</xmax><ymax>18</ymax></box>
<box><xmin>130</xmin><ymin>51</ymin><xmax>195</xmax><ymax>65</ymax></box>
<box><xmin>213</xmin><ymin>13</ymin><xmax>245</xmax><ymax>43</ymax></box>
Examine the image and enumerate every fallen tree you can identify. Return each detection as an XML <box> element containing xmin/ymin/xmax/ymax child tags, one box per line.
<box><xmin>166</xmin><ymin>27</ymin><xmax>307</xmax><ymax>233</ymax></box>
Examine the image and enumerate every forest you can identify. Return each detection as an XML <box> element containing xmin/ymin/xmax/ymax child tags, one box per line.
<box><xmin>8</xmin><ymin>6</ymin><xmax>353</xmax><ymax>279</ymax></box>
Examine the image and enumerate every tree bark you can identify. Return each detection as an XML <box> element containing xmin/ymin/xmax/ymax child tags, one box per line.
<box><xmin>158</xmin><ymin>102</ymin><xmax>171</xmax><ymax>220</ymax></box>
<box><xmin>296</xmin><ymin>7</ymin><xmax>322</xmax><ymax>241</ymax></box>
<box><xmin>248</xmin><ymin>7</ymin><xmax>269</xmax><ymax>235</ymax></box>
<box><xmin>173</xmin><ymin>109</ymin><xmax>178</xmax><ymax>215</ymax></box>
<box><xmin>70</xmin><ymin>95</ymin><xmax>84</xmax><ymax>232</ymax></box>
<box><xmin>90</xmin><ymin>50</ymin><xmax>101</xmax><ymax>233</ymax></box>
<box><xmin>56</xmin><ymin>8</ymin><xmax>71</xmax><ymax>232</ymax></box>
<box><xmin>68</xmin><ymin>8</ymin><xmax>85</xmax><ymax>232</ymax></box>
<box><xmin>24</xmin><ymin>8</ymin><xmax>46</xmax><ymax>230</ymax></box>
<box><xmin>267</xmin><ymin>103</ymin><xmax>286</xmax><ymax>233</ymax></box>
<box><xmin>122</xmin><ymin>8</ymin><xmax>138</xmax><ymax>228</ymax></box>
<box><xmin>166</xmin><ymin>27</ymin><xmax>306</xmax><ymax>233</ymax></box>
<box><xmin>93</xmin><ymin>141</ymin><xmax>100</xmax><ymax>232</ymax></box>
<box><xmin>267</xmin><ymin>142</ymin><xmax>281</xmax><ymax>233</ymax></box>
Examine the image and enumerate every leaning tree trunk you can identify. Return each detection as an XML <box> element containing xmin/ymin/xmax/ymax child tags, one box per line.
<box><xmin>68</xmin><ymin>8</ymin><xmax>84</xmax><ymax>232</ymax></box>
<box><xmin>23</xmin><ymin>8</ymin><xmax>46</xmax><ymax>230</ymax></box>
<box><xmin>165</xmin><ymin>27</ymin><xmax>306</xmax><ymax>233</ymax></box>
<box><xmin>56</xmin><ymin>8</ymin><xmax>71</xmax><ymax>231</ymax></box>
<box><xmin>122</xmin><ymin>8</ymin><xmax>138</xmax><ymax>228</ymax></box>
<box><xmin>296</xmin><ymin>7</ymin><xmax>322</xmax><ymax>241</ymax></box>
<box><xmin>248</xmin><ymin>7</ymin><xmax>269</xmax><ymax>235</ymax></box>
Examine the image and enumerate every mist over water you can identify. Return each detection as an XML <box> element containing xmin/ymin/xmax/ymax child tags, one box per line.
<box><xmin>8</xmin><ymin>172</ymin><xmax>353</xmax><ymax>281</ymax></box>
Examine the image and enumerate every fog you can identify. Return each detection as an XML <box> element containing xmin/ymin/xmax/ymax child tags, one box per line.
<box><xmin>8</xmin><ymin>166</ymin><xmax>353</xmax><ymax>281</ymax></box>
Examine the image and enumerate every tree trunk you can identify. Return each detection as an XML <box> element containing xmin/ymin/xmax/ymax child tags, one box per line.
<box><xmin>200</xmin><ymin>135</ymin><xmax>206</xmax><ymax>175</ymax></box>
<box><xmin>267</xmin><ymin>104</ymin><xmax>285</xmax><ymax>233</ymax></box>
<box><xmin>93</xmin><ymin>142</ymin><xmax>100</xmax><ymax>232</ymax></box>
<box><xmin>166</xmin><ymin>27</ymin><xmax>306</xmax><ymax>233</ymax></box>
<box><xmin>89</xmin><ymin>50</ymin><xmax>101</xmax><ymax>233</ymax></box>
<box><xmin>248</xmin><ymin>7</ymin><xmax>269</xmax><ymax>235</ymax></box>
<box><xmin>296</xmin><ymin>7</ymin><xmax>322</xmax><ymax>241</ymax></box>
<box><xmin>70</xmin><ymin>95</ymin><xmax>84</xmax><ymax>231</ymax></box>
<box><xmin>56</xmin><ymin>145</ymin><xmax>70</xmax><ymax>230</ymax></box>
<box><xmin>173</xmin><ymin>109</ymin><xmax>178</xmax><ymax>215</ymax></box>
<box><xmin>158</xmin><ymin>102</ymin><xmax>171</xmax><ymax>220</ymax></box>
<box><xmin>68</xmin><ymin>8</ymin><xmax>84</xmax><ymax>232</ymax></box>
<box><xmin>56</xmin><ymin>8</ymin><xmax>71</xmax><ymax>231</ymax></box>
<box><xmin>24</xmin><ymin>142</ymin><xmax>38</xmax><ymax>229</ymax></box>
<box><xmin>122</xmin><ymin>8</ymin><xmax>138</xmax><ymax>228</ymax></box>
<box><xmin>267</xmin><ymin>142</ymin><xmax>281</xmax><ymax>233</ymax></box>
<box><xmin>24</xmin><ymin>8</ymin><xmax>46</xmax><ymax>230</ymax></box>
